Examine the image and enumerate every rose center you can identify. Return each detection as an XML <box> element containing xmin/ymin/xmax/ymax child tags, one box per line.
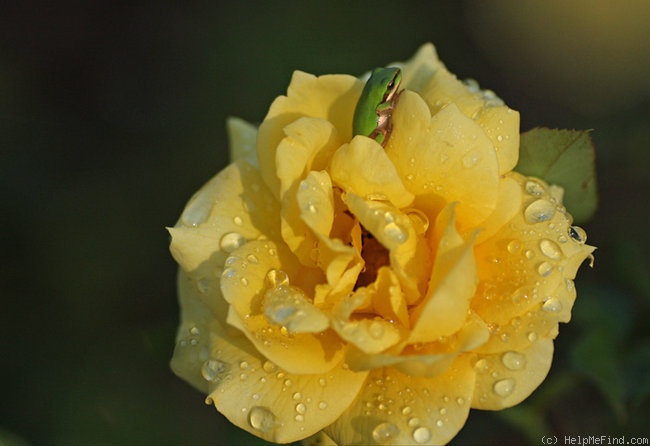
<box><xmin>355</xmin><ymin>227</ymin><xmax>390</xmax><ymax>289</ymax></box>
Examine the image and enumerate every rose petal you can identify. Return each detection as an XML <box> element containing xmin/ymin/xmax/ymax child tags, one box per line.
<box><xmin>409</xmin><ymin>204</ymin><xmax>479</xmax><ymax>343</ymax></box>
<box><xmin>202</xmin><ymin>320</ymin><xmax>368</xmax><ymax>443</ymax></box>
<box><xmin>330</xmin><ymin>136</ymin><xmax>415</xmax><ymax>209</ymax></box>
<box><xmin>471</xmin><ymin>337</ymin><xmax>554</xmax><ymax>410</ymax></box>
<box><xmin>394</xmin><ymin>43</ymin><xmax>445</xmax><ymax>94</ymax></box>
<box><xmin>387</xmin><ymin>92</ymin><xmax>500</xmax><ymax>230</ymax></box>
<box><xmin>227</xmin><ymin>117</ymin><xmax>258</xmax><ymax>166</ymax></box>
<box><xmin>257</xmin><ymin>72</ymin><xmax>361</xmax><ymax>197</ymax></box>
<box><xmin>472</xmin><ymin>173</ymin><xmax>595</xmax><ymax>325</ymax></box>
<box><xmin>220</xmin><ymin>239</ymin><xmax>345</xmax><ymax>374</ymax></box>
<box><xmin>346</xmin><ymin>193</ymin><xmax>431</xmax><ymax>302</ymax></box>
<box><xmin>325</xmin><ymin>355</ymin><xmax>476</xmax><ymax>445</ymax></box>
<box><xmin>169</xmin><ymin>159</ymin><xmax>279</xmax><ymax>274</ymax></box>
<box><xmin>331</xmin><ymin>292</ymin><xmax>404</xmax><ymax>355</ymax></box>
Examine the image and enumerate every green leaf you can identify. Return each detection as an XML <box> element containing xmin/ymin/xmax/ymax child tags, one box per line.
<box><xmin>516</xmin><ymin>128</ymin><xmax>597</xmax><ymax>224</ymax></box>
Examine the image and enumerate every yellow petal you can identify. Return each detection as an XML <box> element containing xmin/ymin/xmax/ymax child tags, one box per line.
<box><xmin>346</xmin><ymin>193</ymin><xmax>431</xmax><ymax>302</ymax></box>
<box><xmin>471</xmin><ymin>337</ymin><xmax>554</xmax><ymax>410</ymax></box>
<box><xmin>421</xmin><ymin>68</ymin><xmax>484</xmax><ymax>118</ymax></box>
<box><xmin>227</xmin><ymin>117</ymin><xmax>258</xmax><ymax>166</ymax></box>
<box><xmin>409</xmin><ymin>204</ymin><xmax>479</xmax><ymax>343</ymax></box>
<box><xmin>330</xmin><ymin>136</ymin><xmax>415</xmax><ymax>209</ymax></box>
<box><xmin>386</xmin><ymin>92</ymin><xmax>500</xmax><ymax>229</ymax></box>
<box><xmin>202</xmin><ymin>319</ymin><xmax>368</xmax><ymax>444</ymax></box>
<box><xmin>296</xmin><ymin>170</ymin><xmax>334</xmax><ymax>238</ymax></box>
<box><xmin>169</xmin><ymin>159</ymin><xmax>280</xmax><ymax>276</ymax></box>
<box><xmin>220</xmin><ymin>239</ymin><xmax>345</xmax><ymax>374</ymax></box>
<box><xmin>347</xmin><ymin>315</ymin><xmax>488</xmax><ymax>377</ymax></box>
<box><xmin>472</xmin><ymin>173</ymin><xmax>595</xmax><ymax>326</ymax></box>
<box><xmin>325</xmin><ymin>355</ymin><xmax>476</xmax><ymax>445</ymax></box>
<box><xmin>257</xmin><ymin>72</ymin><xmax>361</xmax><ymax>197</ymax></box>
<box><xmin>395</xmin><ymin>43</ymin><xmax>445</xmax><ymax>94</ymax></box>
<box><xmin>275</xmin><ymin>117</ymin><xmax>342</xmax><ymax>266</ymax></box>
<box><xmin>331</xmin><ymin>292</ymin><xmax>404</xmax><ymax>355</ymax></box>
<box><xmin>474</xmin><ymin>106</ymin><xmax>520</xmax><ymax>174</ymax></box>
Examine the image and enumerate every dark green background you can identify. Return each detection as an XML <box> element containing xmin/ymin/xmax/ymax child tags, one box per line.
<box><xmin>1</xmin><ymin>2</ymin><xmax>649</xmax><ymax>445</ymax></box>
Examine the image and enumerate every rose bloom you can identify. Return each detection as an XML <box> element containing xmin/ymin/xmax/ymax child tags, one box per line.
<box><xmin>169</xmin><ymin>44</ymin><xmax>595</xmax><ymax>445</ymax></box>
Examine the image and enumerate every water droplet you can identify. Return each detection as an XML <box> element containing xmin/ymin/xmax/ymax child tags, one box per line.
<box><xmin>525</xmin><ymin>180</ymin><xmax>545</xmax><ymax>197</ymax></box>
<box><xmin>401</xmin><ymin>405</ymin><xmax>413</xmax><ymax>416</ymax></box>
<box><xmin>439</xmin><ymin>408</ymin><xmax>447</xmax><ymax>415</ymax></box>
<box><xmin>524</xmin><ymin>249</ymin><xmax>535</xmax><ymax>259</ymax></box>
<box><xmin>369</xmin><ymin>320</ymin><xmax>385</xmax><ymax>339</ymax></box>
<box><xmin>201</xmin><ymin>359</ymin><xmax>226</xmax><ymax>382</ymax></box>
<box><xmin>456</xmin><ymin>397</ymin><xmax>465</xmax><ymax>405</ymax></box>
<box><xmin>383</xmin><ymin>222</ymin><xmax>408</xmax><ymax>244</ymax></box>
<box><xmin>507</xmin><ymin>240</ymin><xmax>521</xmax><ymax>254</ymax></box>
<box><xmin>462</xmin><ymin>151</ymin><xmax>482</xmax><ymax>168</ymax></box>
<box><xmin>239</xmin><ymin>361</ymin><xmax>249</xmax><ymax>370</ymax></box>
<box><xmin>537</xmin><ymin>262</ymin><xmax>553</xmax><ymax>277</ymax></box>
<box><xmin>372</xmin><ymin>422</ymin><xmax>399</xmax><ymax>444</ymax></box>
<box><xmin>220</xmin><ymin>232</ymin><xmax>246</xmax><ymax>253</ymax></box>
<box><xmin>248</xmin><ymin>406</ymin><xmax>276</xmax><ymax>433</ymax></box>
<box><xmin>318</xmin><ymin>401</ymin><xmax>328</xmax><ymax>410</ymax></box>
<box><xmin>539</xmin><ymin>239</ymin><xmax>562</xmax><ymax>260</ymax></box>
<box><xmin>252</xmin><ymin>393</ymin><xmax>260</xmax><ymax>400</ymax></box>
<box><xmin>284</xmin><ymin>379</ymin><xmax>293</xmax><ymax>387</ymax></box>
<box><xmin>292</xmin><ymin>392</ymin><xmax>302</xmax><ymax>401</ymax></box>
<box><xmin>262</xmin><ymin>361</ymin><xmax>277</xmax><ymax>373</ymax></box>
<box><xmin>568</xmin><ymin>225</ymin><xmax>587</xmax><ymax>244</ymax></box>
<box><xmin>233</xmin><ymin>216</ymin><xmax>243</xmax><ymax>226</ymax></box>
<box><xmin>240</xmin><ymin>277</ymin><xmax>249</xmax><ymax>286</ymax></box>
<box><xmin>318</xmin><ymin>377</ymin><xmax>327</xmax><ymax>387</ymax></box>
<box><xmin>408</xmin><ymin>417</ymin><xmax>420</xmax><ymax>427</ymax></box>
<box><xmin>247</xmin><ymin>254</ymin><xmax>259</xmax><ymax>264</ymax></box>
<box><xmin>501</xmin><ymin>351</ymin><xmax>527</xmax><ymax>370</ymax></box>
<box><xmin>474</xmin><ymin>358</ymin><xmax>489</xmax><ymax>373</ymax></box>
<box><xmin>180</xmin><ymin>192</ymin><xmax>214</xmax><ymax>227</ymax></box>
<box><xmin>493</xmin><ymin>378</ymin><xmax>515</xmax><ymax>397</ymax></box>
<box><xmin>436</xmin><ymin>419</ymin><xmax>444</xmax><ymax>427</ymax></box>
<box><xmin>542</xmin><ymin>297</ymin><xmax>562</xmax><ymax>313</ymax></box>
<box><xmin>295</xmin><ymin>402</ymin><xmax>306</xmax><ymax>414</ymax></box>
<box><xmin>295</xmin><ymin>414</ymin><xmax>304</xmax><ymax>422</ymax></box>
<box><xmin>413</xmin><ymin>426</ymin><xmax>432</xmax><ymax>444</ymax></box>
<box><xmin>524</xmin><ymin>199</ymin><xmax>556</xmax><ymax>224</ymax></box>
<box><xmin>527</xmin><ymin>331</ymin><xmax>538</xmax><ymax>342</ymax></box>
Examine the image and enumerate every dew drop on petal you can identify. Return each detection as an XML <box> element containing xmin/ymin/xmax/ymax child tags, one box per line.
<box><xmin>295</xmin><ymin>402</ymin><xmax>306</xmax><ymax>414</ymax></box>
<box><xmin>372</xmin><ymin>422</ymin><xmax>400</xmax><ymax>444</ymax></box>
<box><xmin>262</xmin><ymin>360</ymin><xmax>277</xmax><ymax>373</ymax></box>
<box><xmin>524</xmin><ymin>199</ymin><xmax>556</xmax><ymax>224</ymax></box>
<box><xmin>248</xmin><ymin>406</ymin><xmax>276</xmax><ymax>433</ymax></box>
<box><xmin>539</xmin><ymin>239</ymin><xmax>563</xmax><ymax>260</ymax></box>
<box><xmin>369</xmin><ymin>320</ymin><xmax>385</xmax><ymax>339</ymax></box>
<box><xmin>201</xmin><ymin>359</ymin><xmax>226</xmax><ymax>382</ymax></box>
<box><xmin>462</xmin><ymin>151</ymin><xmax>482</xmax><ymax>168</ymax></box>
<box><xmin>474</xmin><ymin>358</ymin><xmax>489</xmax><ymax>373</ymax></box>
<box><xmin>383</xmin><ymin>222</ymin><xmax>408</xmax><ymax>244</ymax></box>
<box><xmin>542</xmin><ymin>297</ymin><xmax>562</xmax><ymax>313</ymax></box>
<box><xmin>401</xmin><ymin>405</ymin><xmax>413</xmax><ymax>416</ymax></box>
<box><xmin>527</xmin><ymin>331</ymin><xmax>538</xmax><ymax>342</ymax></box>
<box><xmin>233</xmin><ymin>216</ymin><xmax>243</xmax><ymax>226</ymax></box>
<box><xmin>413</xmin><ymin>426</ymin><xmax>432</xmax><ymax>444</ymax></box>
<box><xmin>525</xmin><ymin>180</ymin><xmax>545</xmax><ymax>197</ymax></box>
<box><xmin>220</xmin><ymin>232</ymin><xmax>246</xmax><ymax>253</ymax></box>
<box><xmin>493</xmin><ymin>378</ymin><xmax>515</xmax><ymax>397</ymax></box>
<box><xmin>318</xmin><ymin>401</ymin><xmax>328</xmax><ymax>410</ymax></box>
<box><xmin>501</xmin><ymin>351</ymin><xmax>527</xmax><ymax>371</ymax></box>
<box><xmin>180</xmin><ymin>193</ymin><xmax>214</xmax><ymax>227</ymax></box>
<box><xmin>569</xmin><ymin>225</ymin><xmax>587</xmax><ymax>244</ymax></box>
<box><xmin>507</xmin><ymin>240</ymin><xmax>521</xmax><ymax>254</ymax></box>
<box><xmin>292</xmin><ymin>392</ymin><xmax>302</xmax><ymax>401</ymax></box>
<box><xmin>537</xmin><ymin>262</ymin><xmax>553</xmax><ymax>277</ymax></box>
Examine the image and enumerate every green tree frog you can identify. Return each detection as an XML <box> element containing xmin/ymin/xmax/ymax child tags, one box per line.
<box><xmin>353</xmin><ymin>67</ymin><xmax>402</xmax><ymax>147</ymax></box>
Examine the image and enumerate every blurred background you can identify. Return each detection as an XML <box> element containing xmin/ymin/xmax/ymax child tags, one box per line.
<box><xmin>1</xmin><ymin>1</ymin><xmax>649</xmax><ymax>444</ymax></box>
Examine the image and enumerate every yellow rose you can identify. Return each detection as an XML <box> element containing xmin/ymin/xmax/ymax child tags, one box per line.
<box><xmin>169</xmin><ymin>43</ymin><xmax>595</xmax><ymax>445</ymax></box>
